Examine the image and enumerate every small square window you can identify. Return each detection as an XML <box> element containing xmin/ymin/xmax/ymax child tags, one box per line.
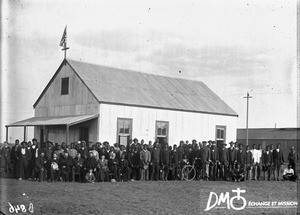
<box><xmin>61</xmin><ymin>77</ymin><xmax>69</xmax><ymax>95</ymax></box>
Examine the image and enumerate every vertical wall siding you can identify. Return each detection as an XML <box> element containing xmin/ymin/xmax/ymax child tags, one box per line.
<box><xmin>34</xmin><ymin>64</ymin><xmax>99</xmax><ymax>143</ymax></box>
<box><xmin>99</xmin><ymin>104</ymin><xmax>237</xmax><ymax>145</ymax></box>
<box><xmin>34</xmin><ymin>64</ymin><xmax>99</xmax><ymax>117</ymax></box>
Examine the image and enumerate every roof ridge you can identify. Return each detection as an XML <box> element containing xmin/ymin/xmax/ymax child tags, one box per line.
<box><xmin>67</xmin><ymin>58</ymin><xmax>205</xmax><ymax>84</ymax></box>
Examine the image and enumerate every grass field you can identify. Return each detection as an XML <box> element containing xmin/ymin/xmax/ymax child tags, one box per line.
<box><xmin>0</xmin><ymin>173</ymin><xmax>299</xmax><ymax>215</ymax></box>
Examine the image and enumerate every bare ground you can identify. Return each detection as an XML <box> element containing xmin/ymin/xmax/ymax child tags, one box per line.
<box><xmin>0</xmin><ymin>174</ymin><xmax>298</xmax><ymax>215</ymax></box>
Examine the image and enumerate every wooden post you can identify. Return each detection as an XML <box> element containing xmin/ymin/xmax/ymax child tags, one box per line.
<box><xmin>43</xmin><ymin>125</ymin><xmax>46</xmax><ymax>144</ymax></box>
<box><xmin>66</xmin><ymin>125</ymin><xmax>70</xmax><ymax>145</ymax></box>
<box><xmin>243</xmin><ymin>92</ymin><xmax>252</xmax><ymax>146</ymax></box>
<box><xmin>5</xmin><ymin>126</ymin><xmax>8</xmax><ymax>142</ymax></box>
<box><xmin>24</xmin><ymin>126</ymin><xmax>27</xmax><ymax>142</ymax></box>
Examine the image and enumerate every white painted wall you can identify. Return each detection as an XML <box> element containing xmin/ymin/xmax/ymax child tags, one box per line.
<box><xmin>99</xmin><ymin>104</ymin><xmax>237</xmax><ymax>145</ymax></box>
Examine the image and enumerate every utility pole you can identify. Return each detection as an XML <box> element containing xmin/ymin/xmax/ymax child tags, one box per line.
<box><xmin>243</xmin><ymin>92</ymin><xmax>252</xmax><ymax>146</ymax></box>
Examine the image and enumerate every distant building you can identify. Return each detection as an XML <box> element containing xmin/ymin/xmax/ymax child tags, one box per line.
<box><xmin>6</xmin><ymin>59</ymin><xmax>238</xmax><ymax>146</ymax></box>
<box><xmin>237</xmin><ymin>128</ymin><xmax>299</xmax><ymax>160</ymax></box>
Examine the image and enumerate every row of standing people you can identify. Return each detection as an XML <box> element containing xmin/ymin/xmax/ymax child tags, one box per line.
<box><xmin>1</xmin><ymin>139</ymin><xmax>298</xmax><ymax>182</ymax></box>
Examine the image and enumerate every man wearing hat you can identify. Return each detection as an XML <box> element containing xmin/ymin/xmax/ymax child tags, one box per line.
<box><xmin>1</xmin><ymin>141</ymin><xmax>12</xmax><ymax>173</ymax></box>
<box><xmin>228</xmin><ymin>141</ymin><xmax>237</xmax><ymax>175</ymax></box>
<box><xmin>78</xmin><ymin>141</ymin><xmax>89</xmax><ymax>159</ymax></box>
<box><xmin>236</xmin><ymin>144</ymin><xmax>245</xmax><ymax>169</ymax></box>
<box><xmin>244</xmin><ymin>145</ymin><xmax>253</xmax><ymax>180</ymax></box>
<box><xmin>218</xmin><ymin>142</ymin><xmax>229</xmax><ymax>180</ymax></box>
<box><xmin>17</xmin><ymin>141</ymin><xmax>31</xmax><ymax>180</ymax></box>
<box><xmin>209</xmin><ymin>142</ymin><xmax>219</xmax><ymax>181</ymax></box>
<box><xmin>11</xmin><ymin>139</ymin><xmax>20</xmax><ymax>179</ymax></box>
<box><xmin>201</xmin><ymin>141</ymin><xmax>211</xmax><ymax>180</ymax></box>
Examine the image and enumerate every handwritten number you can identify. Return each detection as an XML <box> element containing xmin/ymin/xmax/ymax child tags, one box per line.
<box><xmin>14</xmin><ymin>204</ymin><xmax>20</xmax><ymax>213</ymax></box>
<box><xmin>8</xmin><ymin>202</ymin><xmax>14</xmax><ymax>213</ymax></box>
<box><xmin>20</xmin><ymin>204</ymin><xmax>26</xmax><ymax>212</ymax></box>
<box><xmin>28</xmin><ymin>202</ymin><xmax>34</xmax><ymax>213</ymax></box>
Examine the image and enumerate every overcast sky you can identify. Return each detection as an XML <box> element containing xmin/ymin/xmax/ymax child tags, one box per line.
<box><xmin>1</xmin><ymin>0</ymin><xmax>298</xmax><ymax>142</ymax></box>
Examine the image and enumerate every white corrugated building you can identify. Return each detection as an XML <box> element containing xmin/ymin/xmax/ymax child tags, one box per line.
<box><xmin>6</xmin><ymin>59</ymin><xmax>238</xmax><ymax>145</ymax></box>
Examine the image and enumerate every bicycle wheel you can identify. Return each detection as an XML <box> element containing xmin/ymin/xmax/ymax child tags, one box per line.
<box><xmin>181</xmin><ymin>165</ymin><xmax>196</xmax><ymax>181</ymax></box>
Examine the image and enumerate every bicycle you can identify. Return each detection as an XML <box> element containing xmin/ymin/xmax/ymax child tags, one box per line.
<box><xmin>181</xmin><ymin>159</ymin><xmax>198</xmax><ymax>181</ymax></box>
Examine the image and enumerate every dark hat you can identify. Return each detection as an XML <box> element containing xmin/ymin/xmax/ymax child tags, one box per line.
<box><xmin>229</xmin><ymin>141</ymin><xmax>234</xmax><ymax>145</ymax></box>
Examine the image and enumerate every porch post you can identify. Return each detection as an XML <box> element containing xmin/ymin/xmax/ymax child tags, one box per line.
<box><xmin>24</xmin><ymin>126</ymin><xmax>27</xmax><ymax>142</ymax></box>
<box><xmin>43</xmin><ymin>125</ymin><xmax>46</xmax><ymax>143</ymax></box>
<box><xmin>5</xmin><ymin>126</ymin><xmax>8</xmax><ymax>142</ymax></box>
<box><xmin>66</xmin><ymin>125</ymin><xmax>69</xmax><ymax>144</ymax></box>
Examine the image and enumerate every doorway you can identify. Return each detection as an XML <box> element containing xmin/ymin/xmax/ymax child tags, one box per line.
<box><xmin>79</xmin><ymin>126</ymin><xmax>89</xmax><ymax>143</ymax></box>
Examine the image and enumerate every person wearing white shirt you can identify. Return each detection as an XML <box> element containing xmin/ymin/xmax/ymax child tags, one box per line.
<box><xmin>251</xmin><ymin>144</ymin><xmax>262</xmax><ymax>180</ymax></box>
<box><xmin>283</xmin><ymin>164</ymin><xmax>296</xmax><ymax>181</ymax></box>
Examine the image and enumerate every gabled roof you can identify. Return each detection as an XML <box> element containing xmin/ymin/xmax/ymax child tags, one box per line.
<box><xmin>237</xmin><ymin>128</ymin><xmax>299</xmax><ymax>140</ymax></box>
<box><xmin>34</xmin><ymin>59</ymin><xmax>238</xmax><ymax>117</ymax></box>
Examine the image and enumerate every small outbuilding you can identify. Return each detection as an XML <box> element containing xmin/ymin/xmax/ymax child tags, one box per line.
<box><xmin>237</xmin><ymin>128</ymin><xmax>299</xmax><ymax>160</ymax></box>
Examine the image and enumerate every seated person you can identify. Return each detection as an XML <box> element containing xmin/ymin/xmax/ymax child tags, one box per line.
<box><xmin>97</xmin><ymin>154</ymin><xmax>109</xmax><ymax>182</ymax></box>
<box><xmin>85</xmin><ymin>169</ymin><xmax>96</xmax><ymax>183</ymax></box>
<box><xmin>232</xmin><ymin>163</ymin><xmax>245</xmax><ymax>182</ymax></box>
<box><xmin>108</xmin><ymin>152</ymin><xmax>119</xmax><ymax>182</ymax></box>
<box><xmin>119</xmin><ymin>153</ymin><xmax>131</xmax><ymax>181</ymax></box>
<box><xmin>83</xmin><ymin>151</ymin><xmax>98</xmax><ymax>182</ymax></box>
<box><xmin>283</xmin><ymin>164</ymin><xmax>297</xmax><ymax>181</ymax></box>
<box><xmin>58</xmin><ymin>151</ymin><xmax>74</xmax><ymax>182</ymax></box>
<box><xmin>48</xmin><ymin>153</ymin><xmax>60</xmax><ymax>182</ymax></box>
<box><xmin>73</xmin><ymin>153</ymin><xmax>84</xmax><ymax>182</ymax></box>
<box><xmin>35</xmin><ymin>152</ymin><xmax>48</xmax><ymax>182</ymax></box>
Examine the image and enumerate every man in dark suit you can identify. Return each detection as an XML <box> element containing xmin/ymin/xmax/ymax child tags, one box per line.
<box><xmin>18</xmin><ymin>141</ymin><xmax>31</xmax><ymax>180</ymax></box>
<box><xmin>269</xmin><ymin>144</ymin><xmax>275</xmax><ymax>180</ymax></box>
<box><xmin>11</xmin><ymin>139</ymin><xmax>20</xmax><ymax>179</ymax></box>
<box><xmin>262</xmin><ymin>146</ymin><xmax>273</xmax><ymax>181</ymax></box>
<box><xmin>35</xmin><ymin>152</ymin><xmax>48</xmax><ymax>181</ymax></box>
<box><xmin>161</xmin><ymin>144</ymin><xmax>171</xmax><ymax>181</ymax></box>
<box><xmin>210</xmin><ymin>142</ymin><xmax>219</xmax><ymax>181</ymax></box>
<box><xmin>83</xmin><ymin>151</ymin><xmax>98</xmax><ymax>181</ymax></box>
<box><xmin>236</xmin><ymin>144</ymin><xmax>245</xmax><ymax>169</ymax></box>
<box><xmin>218</xmin><ymin>142</ymin><xmax>229</xmax><ymax>180</ymax></box>
<box><xmin>1</xmin><ymin>141</ymin><xmax>12</xmax><ymax>173</ymax></box>
<box><xmin>228</xmin><ymin>141</ymin><xmax>237</xmax><ymax>173</ymax></box>
<box><xmin>30</xmin><ymin>139</ymin><xmax>43</xmax><ymax>180</ymax></box>
<box><xmin>58</xmin><ymin>151</ymin><xmax>75</xmax><ymax>181</ymax></box>
<box><xmin>273</xmin><ymin>143</ymin><xmax>284</xmax><ymax>181</ymax></box>
<box><xmin>128</xmin><ymin>146</ymin><xmax>141</xmax><ymax>181</ymax></box>
<box><xmin>150</xmin><ymin>142</ymin><xmax>161</xmax><ymax>181</ymax></box>
<box><xmin>171</xmin><ymin>144</ymin><xmax>181</xmax><ymax>180</ymax></box>
<box><xmin>288</xmin><ymin>146</ymin><xmax>299</xmax><ymax>174</ymax></box>
<box><xmin>202</xmin><ymin>141</ymin><xmax>211</xmax><ymax>180</ymax></box>
<box><xmin>244</xmin><ymin>145</ymin><xmax>253</xmax><ymax>180</ymax></box>
<box><xmin>119</xmin><ymin>153</ymin><xmax>131</xmax><ymax>181</ymax></box>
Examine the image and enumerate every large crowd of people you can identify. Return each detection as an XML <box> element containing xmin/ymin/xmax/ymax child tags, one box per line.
<box><xmin>0</xmin><ymin>138</ymin><xmax>298</xmax><ymax>183</ymax></box>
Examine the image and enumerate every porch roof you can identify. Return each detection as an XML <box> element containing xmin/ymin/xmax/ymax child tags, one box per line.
<box><xmin>6</xmin><ymin>114</ymin><xmax>99</xmax><ymax>127</ymax></box>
